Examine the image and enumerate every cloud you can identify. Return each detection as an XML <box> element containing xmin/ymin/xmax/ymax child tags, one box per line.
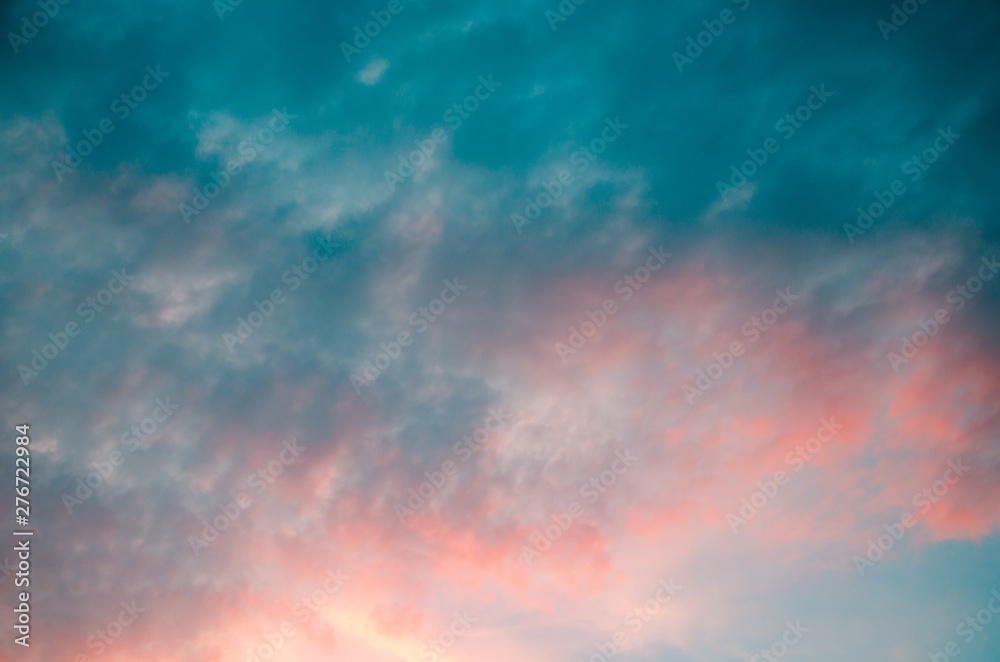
<box><xmin>357</xmin><ymin>58</ymin><xmax>390</xmax><ymax>86</ymax></box>
<box><xmin>2</xmin><ymin>0</ymin><xmax>1000</xmax><ymax>661</ymax></box>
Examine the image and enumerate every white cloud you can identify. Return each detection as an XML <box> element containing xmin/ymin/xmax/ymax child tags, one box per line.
<box><xmin>357</xmin><ymin>58</ymin><xmax>390</xmax><ymax>86</ymax></box>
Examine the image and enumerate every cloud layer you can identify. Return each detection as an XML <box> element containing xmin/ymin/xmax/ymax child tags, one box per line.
<box><xmin>1</xmin><ymin>0</ymin><xmax>999</xmax><ymax>660</ymax></box>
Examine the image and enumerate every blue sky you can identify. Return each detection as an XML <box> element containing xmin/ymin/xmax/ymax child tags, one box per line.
<box><xmin>1</xmin><ymin>0</ymin><xmax>1000</xmax><ymax>660</ymax></box>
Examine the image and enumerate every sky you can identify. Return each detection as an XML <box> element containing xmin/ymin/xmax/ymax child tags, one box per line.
<box><xmin>1</xmin><ymin>0</ymin><xmax>999</xmax><ymax>660</ymax></box>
